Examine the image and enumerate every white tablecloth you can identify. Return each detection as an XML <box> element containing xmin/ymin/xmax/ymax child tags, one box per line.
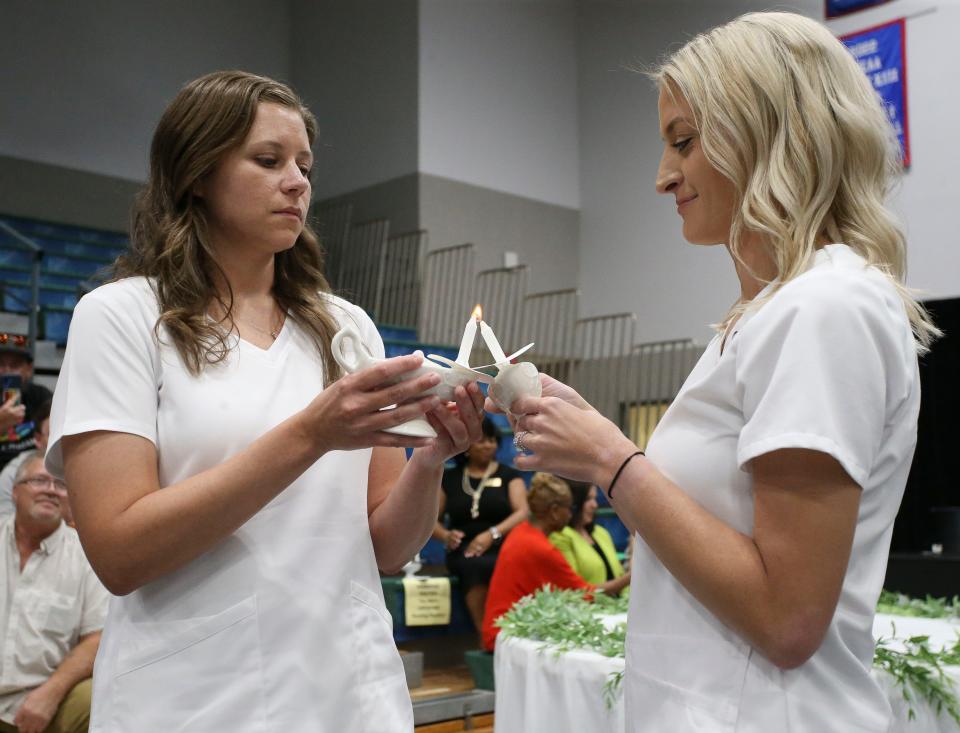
<box><xmin>494</xmin><ymin>614</ymin><xmax>960</xmax><ymax>733</ymax></box>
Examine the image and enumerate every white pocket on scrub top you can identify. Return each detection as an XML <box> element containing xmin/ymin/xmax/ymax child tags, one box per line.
<box><xmin>348</xmin><ymin>580</ymin><xmax>413</xmax><ymax>732</ymax></box>
<box><xmin>112</xmin><ymin>595</ymin><xmax>267</xmax><ymax>731</ymax></box>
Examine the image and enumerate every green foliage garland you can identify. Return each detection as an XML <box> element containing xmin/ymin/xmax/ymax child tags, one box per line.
<box><xmin>877</xmin><ymin>590</ymin><xmax>960</xmax><ymax>619</ymax></box>
<box><xmin>497</xmin><ymin>587</ymin><xmax>960</xmax><ymax>717</ymax></box>
<box><xmin>874</xmin><ymin>633</ymin><xmax>960</xmax><ymax>725</ymax></box>
<box><xmin>496</xmin><ymin>587</ymin><xmax>626</xmax><ymax>659</ymax></box>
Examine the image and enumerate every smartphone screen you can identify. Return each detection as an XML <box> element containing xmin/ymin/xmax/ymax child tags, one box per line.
<box><xmin>1</xmin><ymin>374</ymin><xmax>22</xmax><ymax>405</ymax></box>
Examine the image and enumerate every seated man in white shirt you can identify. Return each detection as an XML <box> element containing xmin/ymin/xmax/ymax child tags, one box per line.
<box><xmin>0</xmin><ymin>401</ymin><xmax>51</xmax><ymax>523</ymax></box>
<box><xmin>0</xmin><ymin>452</ymin><xmax>108</xmax><ymax>733</ymax></box>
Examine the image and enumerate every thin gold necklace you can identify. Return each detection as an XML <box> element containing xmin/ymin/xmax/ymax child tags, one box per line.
<box><xmin>236</xmin><ymin>303</ymin><xmax>285</xmax><ymax>340</ymax></box>
<box><xmin>244</xmin><ymin>314</ymin><xmax>283</xmax><ymax>339</ymax></box>
<box><xmin>207</xmin><ymin>301</ymin><xmax>286</xmax><ymax>341</ymax></box>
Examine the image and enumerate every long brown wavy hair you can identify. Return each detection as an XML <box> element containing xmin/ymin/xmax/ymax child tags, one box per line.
<box><xmin>115</xmin><ymin>70</ymin><xmax>342</xmax><ymax>379</ymax></box>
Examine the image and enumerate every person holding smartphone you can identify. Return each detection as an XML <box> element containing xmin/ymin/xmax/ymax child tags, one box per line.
<box><xmin>45</xmin><ymin>70</ymin><xmax>486</xmax><ymax>733</ymax></box>
<box><xmin>0</xmin><ymin>335</ymin><xmax>52</xmax><ymax>473</ymax></box>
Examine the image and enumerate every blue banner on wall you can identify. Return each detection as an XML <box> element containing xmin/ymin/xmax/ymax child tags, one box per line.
<box><xmin>841</xmin><ymin>18</ymin><xmax>910</xmax><ymax>166</ymax></box>
<box><xmin>827</xmin><ymin>0</ymin><xmax>892</xmax><ymax>19</ymax></box>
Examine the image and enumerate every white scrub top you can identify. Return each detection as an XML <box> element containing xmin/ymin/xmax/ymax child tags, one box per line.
<box><xmin>625</xmin><ymin>245</ymin><xmax>920</xmax><ymax>732</ymax></box>
<box><xmin>46</xmin><ymin>277</ymin><xmax>413</xmax><ymax>733</ymax></box>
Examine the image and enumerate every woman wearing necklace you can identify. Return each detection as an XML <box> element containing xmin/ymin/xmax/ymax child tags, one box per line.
<box><xmin>432</xmin><ymin>417</ymin><xmax>528</xmax><ymax>635</ymax></box>
<box><xmin>549</xmin><ymin>481</ymin><xmax>627</xmax><ymax>586</ymax></box>
<box><xmin>45</xmin><ymin>71</ymin><xmax>486</xmax><ymax>732</ymax></box>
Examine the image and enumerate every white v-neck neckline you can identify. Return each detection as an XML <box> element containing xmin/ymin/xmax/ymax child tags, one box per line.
<box><xmin>236</xmin><ymin>313</ymin><xmax>292</xmax><ymax>359</ymax></box>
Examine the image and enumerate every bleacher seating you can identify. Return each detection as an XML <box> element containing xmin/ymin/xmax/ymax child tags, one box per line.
<box><xmin>0</xmin><ymin>215</ymin><xmax>122</xmax><ymax>344</ymax></box>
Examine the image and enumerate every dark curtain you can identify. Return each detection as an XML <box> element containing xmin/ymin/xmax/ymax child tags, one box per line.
<box><xmin>892</xmin><ymin>297</ymin><xmax>960</xmax><ymax>551</ymax></box>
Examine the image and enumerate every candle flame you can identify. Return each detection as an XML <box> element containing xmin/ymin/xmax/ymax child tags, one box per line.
<box><xmin>472</xmin><ymin>304</ymin><xmax>483</xmax><ymax>321</ymax></box>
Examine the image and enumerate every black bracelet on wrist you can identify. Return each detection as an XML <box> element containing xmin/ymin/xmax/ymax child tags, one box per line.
<box><xmin>607</xmin><ymin>450</ymin><xmax>645</xmax><ymax>499</ymax></box>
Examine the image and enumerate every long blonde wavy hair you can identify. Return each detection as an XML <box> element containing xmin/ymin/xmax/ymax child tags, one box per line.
<box><xmin>652</xmin><ymin>12</ymin><xmax>939</xmax><ymax>351</ymax></box>
<box><xmin>115</xmin><ymin>70</ymin><xmax>343</xmax><ymax>378</ymax></box>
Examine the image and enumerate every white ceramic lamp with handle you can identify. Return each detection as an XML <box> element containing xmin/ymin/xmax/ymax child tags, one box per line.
<box><xmin>330</xmin><ymin>325</ymin><xmax>480</xmax><ymax>438</ymax></box>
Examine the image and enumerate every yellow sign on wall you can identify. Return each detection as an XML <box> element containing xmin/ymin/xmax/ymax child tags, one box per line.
<box><xmin>402</xmin><ymin>577</ymin><xmax>452</xmax><ymax>626</ymax></box>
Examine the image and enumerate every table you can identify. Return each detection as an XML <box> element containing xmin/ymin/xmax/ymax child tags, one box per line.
<box><xmin>494</xmin><ymin>614</ymin><xmax>960</xmax><ymax>733</ymax></box>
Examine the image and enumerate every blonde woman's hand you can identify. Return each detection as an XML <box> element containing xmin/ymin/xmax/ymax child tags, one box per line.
<box><xmin>536</xmin><ymin>373</ymin><xmax>591</xmax><ymax>410</ymax></box>
<box><xmin>302</xmin><ymin>352</ymin><xmax>445</xmax><ymax>453</ymax></box>
<box><xmin>484</xmin><ymin>373</ymin><xmax>590</xmax><ymax>419</ymax></box>
<box><xmin>509</xmin><ymin>394</ymin><xmax>638</xmax><ymax>488</ymax></box>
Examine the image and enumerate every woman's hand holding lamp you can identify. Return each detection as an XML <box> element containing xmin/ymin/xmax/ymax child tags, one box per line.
<box><xmin>331</xmin><ymin>325</ymin><xmax>482</xmax><ymax>438</ymax></box>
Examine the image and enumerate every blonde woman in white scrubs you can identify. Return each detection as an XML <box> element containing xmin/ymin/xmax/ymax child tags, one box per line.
<box><xmin>506</xmin><ymin>13</ymin><xmax>939</xmax><ymax>732</ymax></box>
<box><xmin>44</xmin><ymin>71</ymin><xmax>485</xmax><ymax>733</ymax></box>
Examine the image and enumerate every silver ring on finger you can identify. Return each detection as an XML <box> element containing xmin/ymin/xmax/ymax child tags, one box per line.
<box><xmin>513</xmin><ymin>430</ymin><xmax>530</xmax><ymax>453</ymax></box>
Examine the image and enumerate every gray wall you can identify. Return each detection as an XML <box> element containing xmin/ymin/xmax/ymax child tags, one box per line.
<box><xmin>419</xmin><ymin>173</ymin><xmax>579</xmax><ymax>294</ymax></box>
<box><xmin>314</xmin><ymin>171</ymin><xmax>580</xmax><ymax>295</ymax></box>
<box><xmin>577</xmin><ymin>0</ymin><xmax>959</xmax><ymax>345</ymax></box>
<box><xmin>2</xmin><ymin>1</ymin><xmax>956</xmax><ymax>345</ymax></box>
<box><xmin>291</xmin><ymin>0</ymin><xmax>420</xmax><ymax>201</ymax></box>
<box><xmin>418</xmin><ymin>0</ymin><xmax>580</xmax><ymax>209</ymax></box>
<box><xmin>1</xmin><ymin>0</ymin><xmax>291</xmax><ymax>184</ymax></box>
<box><xmin>1</xmin><ymin>0</ymin><xmax>292</xmax><ymax>231</ymax></box>
<box><xmin>315</xmin><ymin>174</ymin><xmax>420</xmax><ymax>237</ymax></box>
<box><xmin>576</xmin><ymin>0</ymin><xmax>820</xmax><ymax>345</ymax></box>
<box><xmin>0</xmin><ymin>155</ymin><xmax>139</xmax><ymax>231</ymax></box>
<box><xmin>316</xmin><ymin>0</ymin><xmax>582</xmax><ymax>294</ymax></box>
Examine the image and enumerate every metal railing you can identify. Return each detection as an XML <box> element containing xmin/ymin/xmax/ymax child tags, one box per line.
<box><xmin>471</xmin><ymin>265</ymin><xmax>528</xmax><ymax>366</ymax></box>
<box><xmin>419</xmin><ymin>243</ymin><xmax>476</xmax><ymax>347</ymax></box>
<box><xmin>412</xmin><ymin>246</ymin><xmax>701</xmax><ymax>440</ymax></box>
<box><xmin>520</xmin><ymin>288</ymin><xmax>579</xmax><ymax>382</ymax></box>
<box><xmin>313</xmin><ymin>202</ymin><xmax>353</xmax><ymax>289</ymax></box>
<box><xmin>569</xmin><ymin>313</ymin><xmax>637</xmax><ymax>424</ymax></box>
<box><xmin>308</xmin><ymin>203</ymin><xmax>706</xmax><ymax>444</ymax></box>
<box><xmin>623</xmin><ymin>339</ymin><xmax>704</xmax><ymax>446</ymax></box>
<box><xmin>337</xmin><ymin>219</ymin><xmax>390</xmax><ymax>318</ymax></box>
<box><xmin>565</xmin><ymin>329</ymin><xmax>702</xmax><ymax>438</ymax></box>
<box><xmin>378</xmin><ymin>230</ymin><xmax>427</xmax><ymax>329</ymax></box>
<box><xmin>0</xmin><ymin>221</ymin><xmax>43</xmax><ymax>360</ymax></box>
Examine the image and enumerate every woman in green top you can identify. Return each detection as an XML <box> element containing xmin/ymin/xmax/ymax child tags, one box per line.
<box><xmin>549</xmin><ymin>481</ymin><xmax>628</xmax><ymax>586</ymax></box>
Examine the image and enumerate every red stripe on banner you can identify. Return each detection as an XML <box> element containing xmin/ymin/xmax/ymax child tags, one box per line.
<box><xmin>899</xmin><ymin>18</ymin><xmax>911</xmax><ymax>167</ymax></box>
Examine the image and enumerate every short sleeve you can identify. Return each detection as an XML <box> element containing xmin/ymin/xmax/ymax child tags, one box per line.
<box><xmin>79</xmin><ymin>562</ymin><xmax>110</xmax><ymax>636</ymax></box>
<box><xmin>735</xmin><ymin>271</ymin><xmax>910</xmax><ymax>488</ymax></box>
<box><xmin>46</xmin><ymin>281</ymin><xmax>161</xmax><ymax>478</ymax></box>
<box><xmin>358</xmin><ymin>306</ymin><xmax>386</xmax><ymax>361</ymax></box>
<box><xmin>325</xmin><ymin>295</ymin><xmax>385</xmax><ymax>361</ymax></box>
